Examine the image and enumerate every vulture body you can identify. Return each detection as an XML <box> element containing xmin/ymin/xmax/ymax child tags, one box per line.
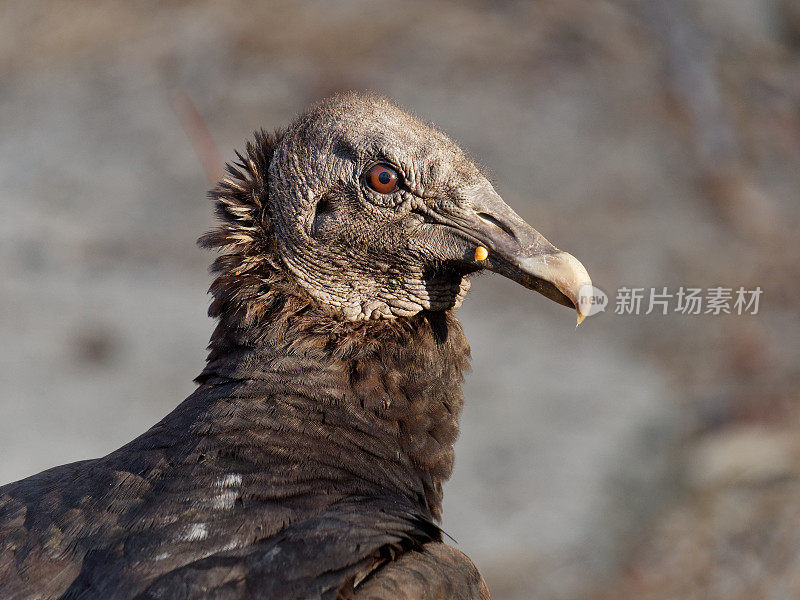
<box><xmin>0</xmin><ymin>94</ymin><xmax>591</xmax><ymax>600</ymax></box>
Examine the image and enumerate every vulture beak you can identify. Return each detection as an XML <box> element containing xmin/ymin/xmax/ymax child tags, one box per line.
<box><xmin>441</xmin><ymin>187</ymin><xmax>594</xmax><ymax>324</ymax></box>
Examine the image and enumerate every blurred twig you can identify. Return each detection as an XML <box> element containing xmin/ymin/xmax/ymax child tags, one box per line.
<box><xmin>170</xmin><ymin>90</ymin><xmax>225</xmax><ymax>186</ymax></box>
<box><xmin>642</xmin><ymin>0</ymin><xmax>739</xmax><ymax>171</ymax></box>
<box><xmin>641</xmin><ymin>0</ymin><xmax>781</xmax><ymax>241</ymax></box>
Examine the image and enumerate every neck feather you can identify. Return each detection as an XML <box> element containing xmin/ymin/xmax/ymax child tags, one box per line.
<box><xmin>199</xmin><ymin>297</ymin><xmax>470</xmax><ymax>519</ymax></box>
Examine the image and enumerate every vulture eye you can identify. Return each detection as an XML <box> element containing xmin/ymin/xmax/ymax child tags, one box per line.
<box><xmin>366</xmin><ymin>163</ymin><xmax>399</xmax><ymax>194</ymax></box>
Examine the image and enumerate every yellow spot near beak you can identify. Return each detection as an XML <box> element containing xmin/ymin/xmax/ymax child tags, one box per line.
<box><xmin>474</xmin><ymin>246</ymin><xmax>489</xmax><ymax>262</ymax></box>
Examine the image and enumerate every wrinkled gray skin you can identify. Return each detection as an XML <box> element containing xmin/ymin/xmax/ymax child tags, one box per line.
<box><xmin>269</xmin><ymin>93</ymin><xmax>592</xmax><ymax>322</ymax></box>
<box><xmin>270</xmin><ymin>95</ymin><xmax>491</xmax><ymax>319</ymax></box>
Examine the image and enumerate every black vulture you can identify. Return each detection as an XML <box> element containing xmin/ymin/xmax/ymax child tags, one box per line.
<box><xmin>0</xmin><ymin>93</ymin><xmax>592</xmax><ymax>600</ymax></box>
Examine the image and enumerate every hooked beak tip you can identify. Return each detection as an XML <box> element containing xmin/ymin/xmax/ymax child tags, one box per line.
<box><xmin>517</xmin><ymin>250</ymin><xmax>593</xmax><ymax>324</ymax></box>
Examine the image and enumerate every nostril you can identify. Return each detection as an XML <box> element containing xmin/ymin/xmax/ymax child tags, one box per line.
<box><xmin>476</xmin><ymin>212</ymin><xmax>517</xmax><ymax>241</ymax></box>
<box><xmin>410</xmin><ymin>206</ymin><xmax>437</xmax><ymax>224</ymax></box>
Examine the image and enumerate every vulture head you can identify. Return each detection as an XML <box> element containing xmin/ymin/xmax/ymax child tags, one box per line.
<box><xmin>204</xmin><ymin>93</ymin><xmax>592</xmax><ymax>325</ymax></box>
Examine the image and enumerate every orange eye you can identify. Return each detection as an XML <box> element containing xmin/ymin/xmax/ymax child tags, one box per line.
<box><xmin>366</xmin><ymin>163</ymin><xmax>399</xmax><ymax>194</ymax></box>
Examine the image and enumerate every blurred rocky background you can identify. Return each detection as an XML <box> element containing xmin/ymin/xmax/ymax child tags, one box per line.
<box><xmin>1</xmin><ymin>1</ymin><xmax>799</xmax><ymax>598</ymax></box>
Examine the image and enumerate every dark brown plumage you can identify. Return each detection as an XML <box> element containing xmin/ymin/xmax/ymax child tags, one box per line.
<box><xmin>0</xmin><ymin>93</ymin><xmax>591</xmax><ymax>600</ymax></box>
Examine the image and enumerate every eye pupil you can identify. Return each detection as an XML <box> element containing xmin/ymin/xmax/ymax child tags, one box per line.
<box><xmin>366</xmin><ymin>163</ymin><xmax>399</xmax><ymax>194</ymax></box>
